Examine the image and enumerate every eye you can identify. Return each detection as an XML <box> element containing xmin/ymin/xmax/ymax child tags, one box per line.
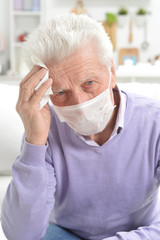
<box><xmin>57</xmin><ymin>91</ymin><xmax>64</xmax><ymax>96</ymax></box>
<box><xmin>82</xmin><ymin>80</ymin><xmax>96</xmax><ymax>91</ymax></box>
<box><xmin>86</xmin><ymin>80</ymin><xmax>94</xmax><ymax>86</ymax></box>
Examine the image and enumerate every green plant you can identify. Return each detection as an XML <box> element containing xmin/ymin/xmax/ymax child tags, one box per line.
<box><xmin>136</xmin><ymin>8</ymin><xmax>147</xmax><ymax>15</ymax></box>
<box><xmin>106</xmin><ymin>13</ymin><xmax>117</xmax><ymax>26</ymax></box>
<box><xmin>118</xmin><ymin>7</ymin><xmax>128</xmax><ymax>15</ymax></box>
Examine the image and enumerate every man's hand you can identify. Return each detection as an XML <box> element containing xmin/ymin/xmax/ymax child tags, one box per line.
<box><xmin>16</xmin><ymin>66</ymin><xmax>53</xmax><ymax>145</ymax></box>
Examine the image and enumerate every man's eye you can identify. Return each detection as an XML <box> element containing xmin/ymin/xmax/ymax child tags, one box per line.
<box><xmin>86</xmin><ymin>80</ymin><xmax>94</xmax><ymax>85</ymax></box>
<box><xmin>57</xmin><ymin>91</ymin><xmax>64</xmax><ymax>96</ymax></box>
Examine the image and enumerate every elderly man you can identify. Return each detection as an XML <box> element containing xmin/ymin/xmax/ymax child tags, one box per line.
<box><xmin>1</xmin><ymin>14</ymin><xmax>160</xmax><ymax>240</ymax></box>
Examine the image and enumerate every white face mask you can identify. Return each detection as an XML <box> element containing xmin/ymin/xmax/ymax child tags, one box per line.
<box><xmin>53</xmin><ymin>72</ymin><xmax>116</xmax><ymax>136</ymax></box>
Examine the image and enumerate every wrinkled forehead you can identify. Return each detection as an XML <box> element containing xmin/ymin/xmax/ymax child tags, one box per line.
<box><xmin>48</xmin><ymin>65</ymin><xmax>100</xmax><ymax>80</ymax></box>
<box><xmin>45</xmin><ymin>44</ymin><xmax>109</xmax><ymax>91</ymax></box>
<box><xmin>47</xmin><ymin>61</ymin><xmax>104</xmax><ymax>84</ymax></box>
<box><xmin>49</xmin><ymin>66</ymin><xmax>109</xmax><ymax>94</ymax></box>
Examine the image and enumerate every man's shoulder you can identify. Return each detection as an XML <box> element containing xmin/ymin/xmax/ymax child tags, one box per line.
<box><xmin>123</xmin><ymin>90</ymin><xmax>160</xmax><ymax>110</ymax></box>
<box><xmin>122</xmin><ymin>90</ymin><xmax>160</xmax><ymax>125</ymax></box>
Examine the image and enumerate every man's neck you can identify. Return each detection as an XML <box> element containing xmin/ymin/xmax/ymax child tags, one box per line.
<box><xmin>89</xmin><ymin>90</ymin><xmax>120</xmax><ymax>146</ymax></box>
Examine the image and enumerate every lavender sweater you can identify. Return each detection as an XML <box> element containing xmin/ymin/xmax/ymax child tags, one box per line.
<box><xmin>1</xmin><ymin>91</ymin><xmax>160</xmax><ymax>240</ymax></box>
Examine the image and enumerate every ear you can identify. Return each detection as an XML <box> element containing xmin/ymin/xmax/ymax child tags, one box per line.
<box><xmin>110</xmin><ymin>60</ymin><xmax>116</xmax><ymax>89</ymax></box>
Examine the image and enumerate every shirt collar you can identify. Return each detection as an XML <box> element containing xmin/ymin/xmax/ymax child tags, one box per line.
<box><xmin>110</xmin><ymin>84</ymin><xmax>126</xmax><ymax>137</ymax></box>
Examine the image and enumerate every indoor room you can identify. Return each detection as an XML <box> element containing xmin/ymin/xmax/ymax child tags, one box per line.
<box><xmin>0</xmin><ymin>0</ymin><xmax>160</xmax><ymax>239</ymax></box>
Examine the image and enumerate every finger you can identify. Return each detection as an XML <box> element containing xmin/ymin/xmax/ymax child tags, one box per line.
<box><xmin>20</xmin><ymin>68</ymin><xmax>48</xmax><ymax>103</ymax></box>
<box><xmin>17</xmin><ymin>65</ymin><xmax>42</xmax><ymax>102</ymax></box>
<box><xmin>20</xmin><ymin>65</ymin><xmax>41</xmax><ymax>87</ymax></box>
<box><xmin>43</xmin><ymin>102</ymin><xmax>51</xmax><ymax>111</ymax></box>
<box><xmin>30</xmin><ymin>78</ymin><xmax>53</xmax><ymax>106</ymax></box>
<box><xmin>24</xmin><ymin>67</ymin><xmax>48</xmax><ymax>90</ymax></box>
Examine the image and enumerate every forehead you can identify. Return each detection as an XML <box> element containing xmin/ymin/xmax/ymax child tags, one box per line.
<box><xmin>49</xmin><ymin>61</ymin><xmax>100</xmax><ymax>81</ymax></box>
<box><xmin>46</xmin><ymin>45</ymin><xmax>102</xmax><ymax>82</ymax></box>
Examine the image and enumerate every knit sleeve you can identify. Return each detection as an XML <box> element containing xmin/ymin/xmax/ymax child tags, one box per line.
<box><xmin>1</xmin><ymin>136</ymin><xmax>56</xmax><ymax>240</ymax></box>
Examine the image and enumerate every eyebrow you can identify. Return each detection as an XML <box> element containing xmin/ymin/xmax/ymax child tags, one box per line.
<box><xmin>79</xmin><ymin>74</ymin><xmax>95</xmax><ymax>82</ymax></box>
<box><xmin>52</xmin><ymin>74</ymin><xmax>95</xmax><ymax>93</ymax></box>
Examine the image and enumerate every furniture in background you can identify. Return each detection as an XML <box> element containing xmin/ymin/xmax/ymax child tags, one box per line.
<box><xmin>0</xmin><ymin>83</ymin><xmax>23</xmax><ymax>239</ymax></box>
<box><xmin>119</xmin><ymin>48</ymin><xmax>139</xmax><ymax>65</ymax></box>
<box><xmin>102</xmin><ymin>19</ymin><xmax>117</xmax><ymax>51</ymax></box>
<box><xmin>9</xmin><ymin>0</ymin><xmax>45</xmax><ymax>76</ymax></box>
<box><xmin>116</xmin><ymin>64</ymin><xmax>160</xmax><ymax>82</ymax></box>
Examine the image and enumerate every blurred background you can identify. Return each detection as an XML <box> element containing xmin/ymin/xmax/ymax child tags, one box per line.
<box><xmin>0</xmin><ymin>0</ymin><xmax>160</xmax><ymax>81</ymax></box>
<box><xmin>0</xmin><ymin>1</ymin><xmax>160</xmax><ymax>238</ymax></box>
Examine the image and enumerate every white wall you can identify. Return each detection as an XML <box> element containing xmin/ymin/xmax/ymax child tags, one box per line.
<box><xmin>0</xmin><ymin>0</ymin><xmax>160</xmax><ymax>73</ymax></box>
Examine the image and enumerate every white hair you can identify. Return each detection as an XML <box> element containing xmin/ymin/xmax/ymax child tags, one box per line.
<box><xmin>23</xmin><ymin>13</ymin><xmax>113</xmax><ymax>69</ymax></box>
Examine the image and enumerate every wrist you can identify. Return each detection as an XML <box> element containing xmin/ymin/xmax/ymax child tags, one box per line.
<box><xmin>26</xmin><ymin>137</ymin><xmax>47</xmax><ymax>146</ymax></box>
<box><xmin>19</xmin><ymin>140</ymin><xmax>48</xmax><ymax>166</ymax></box>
